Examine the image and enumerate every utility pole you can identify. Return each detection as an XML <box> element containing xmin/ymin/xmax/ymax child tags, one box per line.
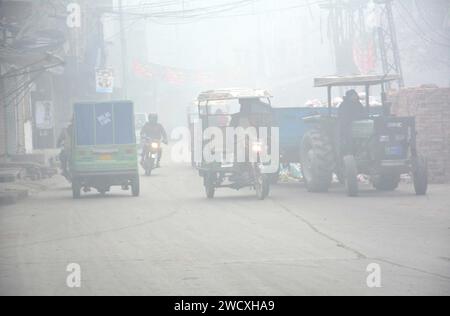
<box><xmin>375</xmin><ymin>0</ymin><xmax>404</xmax><ymax>88</ymax></box>
<box><xmin>321</xmin><ymin>0</ymin><xmax>404</xmax><ymax>88</ymax></box>
<box><xmin>118</xmin><ymin>0</ymin><xmax>128</xmax><ymax>99</ymax></box>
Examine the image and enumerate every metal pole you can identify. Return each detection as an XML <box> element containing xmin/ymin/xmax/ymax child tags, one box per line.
<box><xmin>118</xmin><ymin>0</ymin><xmax>128</xmax><ymax>99</ymax></box>
<box><xmin>376</xmin><ymin>0</ymin><xmax>404</xmax><ymax>88</ymax></box>
<box><xmin>385</xmin><ymin>0</ymin><xmax>404</xmax><ymax>88</ymax></box>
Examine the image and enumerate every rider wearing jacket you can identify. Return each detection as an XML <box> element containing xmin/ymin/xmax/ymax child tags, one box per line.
<box><xmin>140</xmin><ymin>114</ymin><xmax>168</xmax><ymax>167</ymax></box>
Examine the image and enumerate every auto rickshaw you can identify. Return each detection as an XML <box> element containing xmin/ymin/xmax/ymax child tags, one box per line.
<box><xmin>70</xmin><ymin>100</ymin><xmax>140</xmax><ymax>199</ymax></box>
<box><xmin>195</xmin><ymin>89</ymin><xmax>275</xmax><ymax>200</ymax></box>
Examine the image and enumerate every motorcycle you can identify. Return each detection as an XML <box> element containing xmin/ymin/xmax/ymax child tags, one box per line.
<box><xmin>141</xmin><ymin>138</ymin><xmax>161</xmax><ymax>176</ymax></box>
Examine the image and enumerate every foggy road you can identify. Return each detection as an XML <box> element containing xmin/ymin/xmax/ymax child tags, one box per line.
<box><xmin>1</xmin><ymin>160</ymin><xmax>449</xmax><ymax>296</ymax></box>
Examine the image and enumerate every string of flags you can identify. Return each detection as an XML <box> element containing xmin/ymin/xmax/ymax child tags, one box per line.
<box><xmin>95</xmin><ymin>60</ymin><xmax>244</xmax><ymax>94</ymax></box>
<box><xmin>132</xmin><ymin>60</ymin><xmax>217</xmax><ymax>86</ymax></box>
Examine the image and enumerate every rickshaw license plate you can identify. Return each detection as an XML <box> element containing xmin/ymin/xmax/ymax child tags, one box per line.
<box><xmin>99</xmin><ymin>154</ymin><xmax>113</xmax><ymax>160</ymax></box>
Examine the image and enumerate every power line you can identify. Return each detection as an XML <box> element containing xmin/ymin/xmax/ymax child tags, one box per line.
<box><xmin>3</xmin><ymin>75</ymin><xmax>35</xmax><ymax>110</ymax></box>
<box><xmin>0</xmin><ymin>56</ymin><xmax>49</xmax><ymax>79</ymax></box>
<box><xmin>396</xmin><ymin>0</ymin><xmax>450</xmax><ymax>48</ymax></box>
<box><xmin>0</xmin><ymin>62</ymin><xmax>64</xmax><ymax>80</ymax></box>
<box><xmin>102</xmin><ymin>1</ymin><xmax>328</xmax><ymax>36</ymax></box>
<box><xmin>413</xmin><ymin>0</ymin><xmax>450</xmax><ymax>42</ymax></box>
<box><xmin>0</xmin><ymin>71</ymin><xmax>45</xmax><ymax>107</ymax></box>
<box><xmin>104</xmin><ymin>0</ymin><xmax>328</xmax><ymax>22</ymax></box>
<box><xmin>104</xmin><ymin>0</ymin><xmax>256</xmax><ymax>19</ymax></box>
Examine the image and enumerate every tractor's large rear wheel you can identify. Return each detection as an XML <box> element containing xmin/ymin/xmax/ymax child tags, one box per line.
<box><xmin>413</xmin><ymin>156</ymin><xmax>428</xmax><ymax>195</ymax></box>
<box><xmin>300</xmin><ymin>129</ymin><xmax>335</xmax><ymax>192</ymax></box>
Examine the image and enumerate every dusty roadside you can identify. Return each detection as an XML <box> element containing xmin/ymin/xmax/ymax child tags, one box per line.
<box><xmin>0</xmin><ymin>176</ymin><xmax>62</xmax><ymax>206</ymax></box>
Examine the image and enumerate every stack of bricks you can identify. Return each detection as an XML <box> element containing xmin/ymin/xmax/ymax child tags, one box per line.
<box><xmin>0</xmin><ymin>105</ymin><xmax>5</xmax><ymax>157</ymax></box>
<box><xmin>389</xmin><ymin>87</ymin><xmax>450</xmax><ymax>184</ymax></box>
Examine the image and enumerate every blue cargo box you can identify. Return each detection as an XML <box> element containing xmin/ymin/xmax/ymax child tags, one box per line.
<box><xmin>273</xmin><ymin>106</ymin><xmax>383</xmax><ymax>163</ymax></box>
<box><xmin>74</xmin><ymin>101</ymin><xmax>136</xmax><ymax>146</ymax></box>
<box><xmin>273</xmin><ymin>107</ymin><xmax>335</xmax><ymax>163</ymax></box>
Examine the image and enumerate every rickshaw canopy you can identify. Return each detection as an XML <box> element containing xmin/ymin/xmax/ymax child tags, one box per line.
<box><xmin>197</xmin><ymin>88</ymin><xmax>273</xmax><ymax>103</ymax></box>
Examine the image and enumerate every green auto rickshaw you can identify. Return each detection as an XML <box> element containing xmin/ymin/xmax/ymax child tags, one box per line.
<box><xmin>70</xmin><ymin>100</ymin><xmax>140</xmax><ymax>199</ymax></box>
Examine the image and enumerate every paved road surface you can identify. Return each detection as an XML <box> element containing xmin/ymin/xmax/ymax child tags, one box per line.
<box><xmin>1</xmin><ymin>160</ymin><xmax>449</xmax><ymax>295</ymax></box>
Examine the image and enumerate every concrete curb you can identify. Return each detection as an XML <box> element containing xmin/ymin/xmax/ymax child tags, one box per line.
<box><xmin>0</xmin><ymin>189</ymin><xmax>29</xmax><ymax>206</ymax></box>
<box><xmin>0</xmin><ymin>178</ymin><xmax>56</xmax><ymax>206</ymax></box>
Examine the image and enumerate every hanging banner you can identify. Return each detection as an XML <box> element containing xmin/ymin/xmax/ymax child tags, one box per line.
<box><xmin>353</xmin><ymin>34</ymin><xmax>377</xmax><ymax>75</ymax></box>
<box><xmin>96</xmin><ymin>68</ymin><xmax>114</xmax><ymax>93</ymax></box>
<box><xmin>35</xmin><ymin>101</ymin><xmax>54</xmax><ymax>130</ymax></box>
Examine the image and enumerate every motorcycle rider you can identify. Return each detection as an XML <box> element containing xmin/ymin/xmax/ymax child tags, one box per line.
<box><xmin>140</xmin><ymin>113</ymin><xmax>168</xmax><ymax>168</ymax></box>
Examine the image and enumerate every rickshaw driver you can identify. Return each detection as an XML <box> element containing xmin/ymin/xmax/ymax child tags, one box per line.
<box><xmin>57</xmin><ymin>121</ymin><xmax>73</xmax><ymax>179</ymax></box>
<box><xmin>230</xmin><ymin>98</ymin><xmax>272</xmax><ymax>128</ymax></box>
<box><xmin>229</xmin><ymin>98</ymin><xmax>273</xmax><ymax>166</ymax></box>
<box><xmin>140</xmin><ymin>114</ymin><xmax>168</xmax><ymax>168</ymax></box>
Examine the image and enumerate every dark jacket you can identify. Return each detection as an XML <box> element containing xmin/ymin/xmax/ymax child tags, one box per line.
<box><xmin>338</xmin><ymin>98</ymin><xmax>366</xmax><ymax>125</ymax></box>
<box><xmin>140</xmin><ymin>123</ymin><xmax>168</xmax><ymax>142</ymax></box>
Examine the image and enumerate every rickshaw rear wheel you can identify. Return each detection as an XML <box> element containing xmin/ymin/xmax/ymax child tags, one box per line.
<box><xmin>131</xmin><ymin>176</ymin><xmax>140</xmax><ymax>197</ymax></box>
<box><xmin>72</xmin><ymin>179</ymin><xmax>81</xmax><ymax>199</ymax></box>
<box><xmin>204</xmin><ymin>173</ymin><xmax>216</xmax><ymax>199</ymax></box>
<box><xmin>255</xmin><ymin>174</ymin><xmax>270</xmax><ymax>200</ymax></box>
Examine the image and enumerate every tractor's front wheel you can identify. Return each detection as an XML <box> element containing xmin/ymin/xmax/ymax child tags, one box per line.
<box><xmin>300</xmin><ymin>129</ymin><xmax>335</xmax><ymax>192</ymax></box>
<box><xmin>344</xmin><ymin>155</ymin><xmax>359</xmax><ymax>197</ymax></box>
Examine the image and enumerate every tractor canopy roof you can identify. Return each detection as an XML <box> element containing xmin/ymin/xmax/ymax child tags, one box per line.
<box><xmin>314</xmin><ymin>75</ymin><xmax>400</xmax><ymax>88</ymax></box>
<box><xmin>197</xmin><ymin>88</ymin><xmax>272</xmax><ymax>102</ymax></box>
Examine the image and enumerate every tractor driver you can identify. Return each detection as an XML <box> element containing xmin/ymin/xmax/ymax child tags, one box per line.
<box><xmin>338</xmin><ymin>89</ymin><xmax>367</xmax><ymax>155</ymax></box>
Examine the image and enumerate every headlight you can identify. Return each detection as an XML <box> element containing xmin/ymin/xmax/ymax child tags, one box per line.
<box><xmin>151</xmin><ymin>142</ymin><xmax>160</xmax><ymax>149</ymax></box>
<box><xmin>252</xmin><ymin>142</ymin><xmax>263</xmax><ymax>153</ymax></box>
<box><xmin>379</xmin><ymin>136</ymin><xmax>390</xmax><ymax>143</ymax></box>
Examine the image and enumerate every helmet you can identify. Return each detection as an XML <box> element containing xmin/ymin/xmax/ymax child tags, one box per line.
<box><xmin>148</xmin><ymin>113</ymin><xmax>158</xmax><ymax>124</ymax></box>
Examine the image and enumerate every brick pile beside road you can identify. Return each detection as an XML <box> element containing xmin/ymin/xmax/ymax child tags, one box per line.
<box><xmin>389</xmin><ymin>87</ymin><xmax>450</xmax><ymax>183</ymax></box>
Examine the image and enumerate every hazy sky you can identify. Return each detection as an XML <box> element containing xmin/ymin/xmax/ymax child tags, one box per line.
<box><xmin>105</xmin><ymin>0</ymin><xmax>449</xmax><ymax>127</ymax></box>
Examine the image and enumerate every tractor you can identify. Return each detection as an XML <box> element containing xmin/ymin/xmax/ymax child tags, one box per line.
<box><xmin>300</xmin><ymin>75</ymin><xmax>429</xmax><ymax>197</ymax></box>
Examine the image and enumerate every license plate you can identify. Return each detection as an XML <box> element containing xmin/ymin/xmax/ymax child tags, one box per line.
<box><xmin>386</xmin><ymin>146</ymin><xmax>403</xmax><ymax>156</ymax></box>
<box><xmin>99</xmin><ymin>154</ymin><xmax>113</xmax><ymax>161</ymax></box>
